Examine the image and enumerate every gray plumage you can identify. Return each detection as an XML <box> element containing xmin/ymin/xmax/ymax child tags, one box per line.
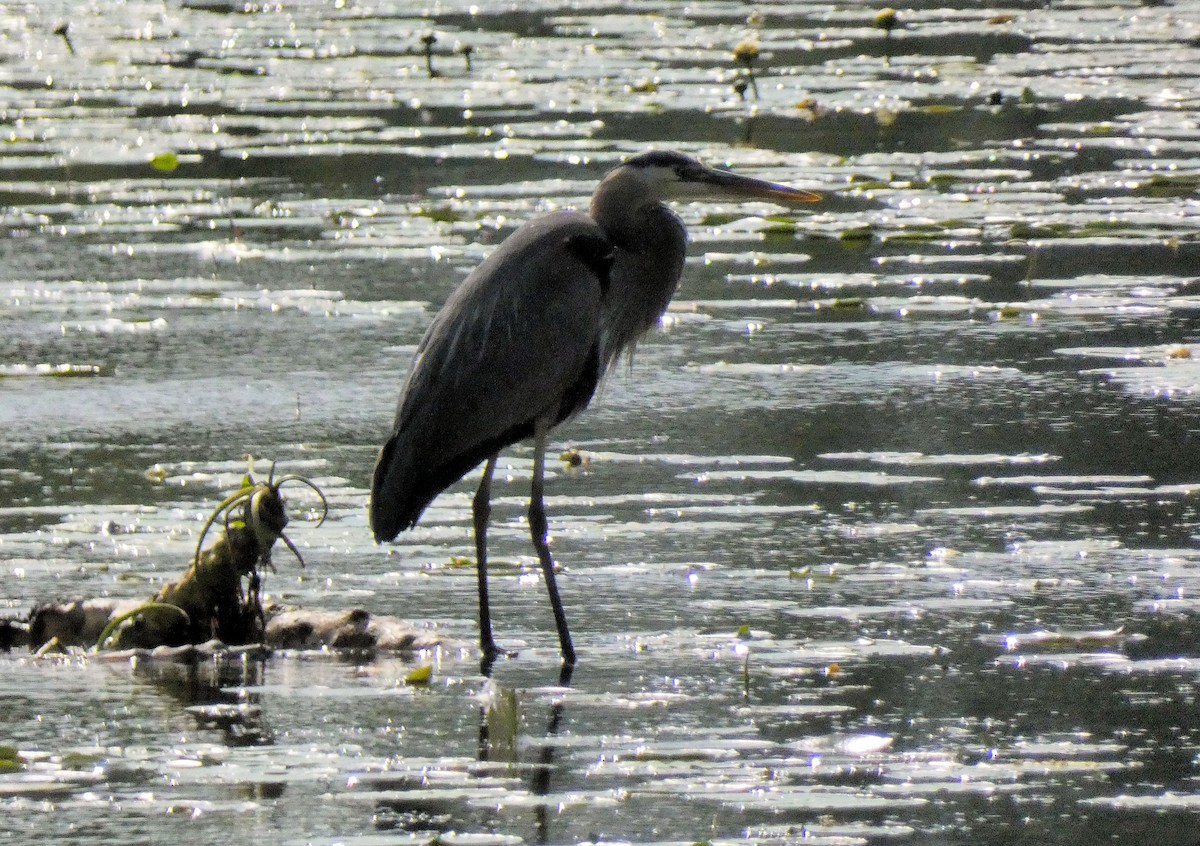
<box><xmin>369</xmin><ymin>150</ymin><xmax>819</xmax><ymax>666</ymax></box>
<box><xmin>371</xmin><ymin>212</ymin><xmax>610</xmax><ymax>541</ymax></box>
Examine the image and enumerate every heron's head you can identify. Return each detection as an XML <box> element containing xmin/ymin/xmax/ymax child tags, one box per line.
<box><xmin>611</xmin><ymin>150</ymin><xmax>821</xmax><ymax>205</ymax></box>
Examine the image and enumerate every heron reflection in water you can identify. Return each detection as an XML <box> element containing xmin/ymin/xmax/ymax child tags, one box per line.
<box><xmin>370</xmin><ymin>151</ymin><xmax>821</xmax><ymax>667</ymax></box>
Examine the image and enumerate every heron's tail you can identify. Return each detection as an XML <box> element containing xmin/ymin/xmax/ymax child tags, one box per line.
<box><xmin>369</xmin><ymin>432</ymin><xmax>423</xmax><ymax>543</ymax></box>
<box><xmin>371</xmin><ymin>427</ymin><xmax>514</xmax><ymax>544</ymax></box>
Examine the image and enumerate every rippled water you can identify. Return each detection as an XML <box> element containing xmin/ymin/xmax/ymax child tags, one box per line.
<box><xmin>4</xmin><ymin>1</ymin><xmax>1200</xmax><ymax>843</ymax></box>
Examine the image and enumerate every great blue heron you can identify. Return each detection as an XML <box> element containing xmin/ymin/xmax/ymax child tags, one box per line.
<box><xmin>371</xmin><ymin>150</ymin><xmax>820</xmax><ymax>666</ymax></box>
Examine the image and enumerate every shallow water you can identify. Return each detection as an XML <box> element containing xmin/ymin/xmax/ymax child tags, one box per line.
<box><xmin>4</xmin><ymin>0</ymin><xmax>1200</xmax><ymax>843</ymax></box>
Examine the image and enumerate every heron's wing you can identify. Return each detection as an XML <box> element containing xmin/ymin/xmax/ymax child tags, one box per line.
<box><xmin>371</xmin><ymin>211</ymin><xmax>611</xmax><ymax>540</ymax></box>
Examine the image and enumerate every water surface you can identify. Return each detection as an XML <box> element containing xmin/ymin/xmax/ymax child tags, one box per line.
<box><xmin>4</xmin><ymin>1</ymin><xmax>1200</xmax><ymax>843</ymax></box>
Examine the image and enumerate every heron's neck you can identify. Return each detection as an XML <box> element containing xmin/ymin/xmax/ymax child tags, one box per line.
<box><xmin>590</xmin><ymin>177</ymin><xmax>669</xmax><ymax>251</ymax></box>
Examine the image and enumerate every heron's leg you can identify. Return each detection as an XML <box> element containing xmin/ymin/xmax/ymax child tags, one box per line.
<box><xmin>528</xmin><ymin>426</ymin><xmax>576</xmax><ymax>666</ymax></box>
<box><xmin>474</xmin><ymin>455</ymin><xmax>500</xmax><ymax>662</ymax></box>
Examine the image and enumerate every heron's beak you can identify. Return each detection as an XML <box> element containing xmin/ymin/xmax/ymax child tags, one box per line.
<box><xmin>696</xmin><ymin>167</ymin><xmax>821</xmax><ymax>205</ymax></box>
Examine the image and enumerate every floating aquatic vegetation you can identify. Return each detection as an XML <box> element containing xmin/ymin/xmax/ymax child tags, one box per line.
<box><xmin>0</xmin><ymin>362</ymin><xmax>111</xmax><ymax>377</ymax></box>
<box><xmin>6</xmin><ymin>2</ymin><xmax>1200</xmax><ymax>844</ymax></box>
<box><xmin>983</xmin><ymin>626</ymin><xmax>1139</xmax><ymax>651</ymax></box>
<box><xmin>1083</xmin><ymin>792</ymin><xmax>1200</xmax><ymax>811</ymax></box>
<box><xmin>824</xmin><ymin>450</ymin><xmax>1057</xmax><ymax>467</ymax></box>
<box><xmin>691</xmin><ymin>468</ymin><xmax>943</xmax><ymax>486</ymax></box>
<box><xmin>973</xmin><ymin>473</ymin><xmax>1151</xmax><ymax>488</ymax></box>
<box><xmin>28</xmin><ymin>465</ymin><xmax>327</xmax><ymax>651</ymax></box>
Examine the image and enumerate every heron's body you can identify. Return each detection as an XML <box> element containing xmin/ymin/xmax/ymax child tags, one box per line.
<box><xmin>370</xmin><ymin>151</ymin><xmax>819</xmax><ymax>666</ymax></box>
<box><xmin>371</xmin><ymin>212</ymin><xmax>611</xmax><ymax>540</ymax></box>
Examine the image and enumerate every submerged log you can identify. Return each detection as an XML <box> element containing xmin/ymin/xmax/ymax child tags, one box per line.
<box><xmin>26</xmin><ymin>516</ymin><xmax>271</xmax><ymax>652</ymax></box>
<box><xmin>26</xmin><ymin>469</ymin><xmax>298</xmax><ymax>652</ymax></box>
<box><xmin>23</xmin><ymin>604</ymin><xmax>451</xmax><ymax>657</ymax></box>
<box><xmin>264</xmin><ymin>608</ymin><xmax>447</xmax><ymax>652</ymax></box>
<box><xmin>17</xmin><ymin>468</ymin><xmax>456</xmax><ymax>657</ymax></box>
<box><xmin>28</xmin><ymin>598</ymin><xmax>141</xmax><ymax>649</ymax></box>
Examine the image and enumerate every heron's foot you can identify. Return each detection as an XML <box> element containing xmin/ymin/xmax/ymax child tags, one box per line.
<box><xmin>481</xmin><ymin>638</ymin><xmax>517</xmax><ymax>659</ymax></box>
<box><xmin>480</xmin><ymin>641</ymin><xmax>518</xmax><ymax>675</ymax></box>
